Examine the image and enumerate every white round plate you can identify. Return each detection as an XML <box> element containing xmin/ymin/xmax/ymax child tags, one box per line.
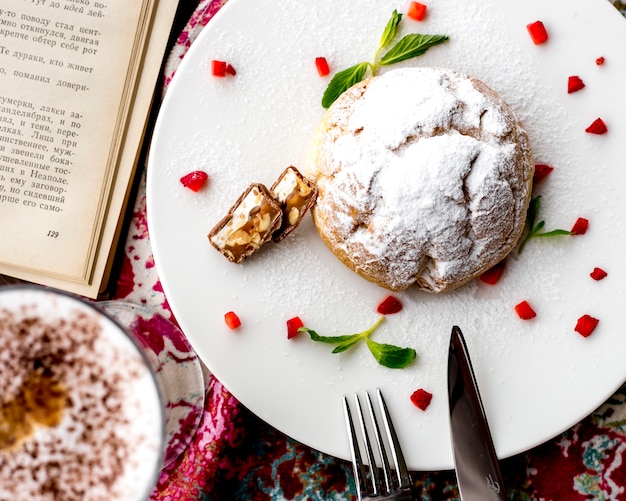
<box><xmin>147</xmin><ymin>0</ymin><xmax>626</xmax><ymax>470</ymax></box>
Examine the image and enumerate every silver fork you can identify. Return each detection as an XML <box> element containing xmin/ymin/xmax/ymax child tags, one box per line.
<box><xmin>343</xmin><ymin>389</ymin><xmax>414</xmax><ymax>500</ymax></box>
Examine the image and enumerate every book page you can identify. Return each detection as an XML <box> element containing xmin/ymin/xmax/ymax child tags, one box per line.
<box><xmin>0</xmin><ymin>0</ymin><xmax>154</xmax><ymax>284</ymax></box>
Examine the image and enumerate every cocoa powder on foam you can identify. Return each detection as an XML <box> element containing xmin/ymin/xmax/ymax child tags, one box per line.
<box><xmin>0</xmin><ymin>304</ymin><xmax>160</xmax><ymax>501</ymax></box>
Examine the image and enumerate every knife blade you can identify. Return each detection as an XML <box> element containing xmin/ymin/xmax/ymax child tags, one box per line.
<box><xmin>447</xmin><ymin>325</ymin><xmax>507</xmax><ymax>501</ymax></box>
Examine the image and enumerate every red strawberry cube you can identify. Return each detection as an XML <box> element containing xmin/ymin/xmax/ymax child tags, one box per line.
<box><xmin>515</xmin><ymin>300</ymin><xmax>536</xmax><ymax>320</ymax></box>
<box><xmin>570</xmin><ymin>217</ymin><xmax>589</xmax><ymax>235</ymax></box>
<box><xmin>567</xmin><ymin>75</ymin><xmax>585</xmax><ymax>94</ymax></box>
<box><xmin>479</xmin><ymin>261</ymin><xmax>505</xmax><ymax>285</ymax></box>
<box><xmin>574</xmin><ymin>315</ymin><xmax>599</xmax><ymax>337</ymax></box>
<box><xmin>212</xmin><ymin>60</ymin><xmax>227</xmax><ymax>77</ymax></box>
<box><xmin>585</xmin><ymin>118</ymin><xmax>608</xmax><ymax>135</ymax></box>
<box><xmin>286</xmin><ymin>316</ymin><xmax>304</xmax><ymax>339</ymax></box>
<box><xmin>224</xmin><ymin>311</ymin><xmax>241</xmax><ymax>330</ymax></box>
<box><xmin>179</xmin><ymin>170</ymin><xmax>209</xmax><ymax>192</ymax></box>
<box><xmin>590</xmin><ymin>267</ymin><xmax>607</xmax><ymax>281</ymax></box>
<box><xmin>315</xmin><ymin>57</ymin><xmax>330</xmax><ymax>77</ymax></box>
<box><xmin>407</xmin><ymin>2</ymin><xmax>427</xmax><ymax>21</ymax></box>
<box><xmin>410</xmin><ymin>388</ymin><xmax>433</xmax><ymax>411</ymax></box>
<box><xmin>376</xmin><ymin>295</ymin><xmax>403</xmax><ymax>315</ymax></box>
<box><xmin>533</xmin><ymin>163</ymin><xmax>554</xmax><ymax>185</ymax></box>
<box><xmin>527</xmin><ymin>21</ymin><xmax>548</xmax><ymax>45</ymax></box>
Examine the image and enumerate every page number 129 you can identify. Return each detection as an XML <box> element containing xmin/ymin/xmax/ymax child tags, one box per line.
<box><xmin>47</xmin><ymin>231</ymin><xmax>60</xmax><ymax>238</ymax></box>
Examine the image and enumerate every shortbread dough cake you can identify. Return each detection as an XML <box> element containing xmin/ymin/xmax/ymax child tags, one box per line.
<box><xmin>306</xmin><ymin>67</ymin><xmax>534</xmax><ymax>292</ymax></box>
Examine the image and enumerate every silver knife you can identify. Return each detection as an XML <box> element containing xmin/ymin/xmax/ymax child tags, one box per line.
<box><xmin>447</xmin><ymin>325</ymin><xmax>507</xmax><ymax>501</ymax></box>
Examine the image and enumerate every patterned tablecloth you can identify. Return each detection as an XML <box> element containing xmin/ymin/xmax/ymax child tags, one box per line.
<box><xmin>111</xmin><ymin>1</ymin><xmax>626</xmax><ymax>499</ymax></box>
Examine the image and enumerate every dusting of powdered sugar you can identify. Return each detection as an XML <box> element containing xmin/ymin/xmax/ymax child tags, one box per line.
<box><xmin>307</xmin><ymin>67</ymin><xmax>534</xmax><ymax>292</ymax></box>
<box><xmin>145</xmin><ymin>0</ymin><xmax>622</xmax><ymax>471</ymax></box>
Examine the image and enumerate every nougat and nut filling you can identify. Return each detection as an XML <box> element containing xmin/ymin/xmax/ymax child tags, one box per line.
<box><xmin>222</xmin><ymin>200</ymin><xmax>281</xmax><ymax>261</ymax></box>
<box><xmin>270</xmin><ymin>166</ymin><xmax>318</xmax><ymax>242</ymax></box>
<box><xmin>209</xmin><ymin>184</ymin><xmax>282</xmax><ymax>263</ymax></box>
<box><xmin>284</xmin><ymin>179</ymin><xmax>314</xmax><ymax>224</ymax></box>
<box><xmin>209</xmin><ymin>168</ymin><xmax>318</xmax><ymax>262</ymax></box>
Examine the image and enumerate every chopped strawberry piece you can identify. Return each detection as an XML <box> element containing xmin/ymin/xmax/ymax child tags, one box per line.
<box><xmin>407</xmin><ymin>1</ymin><xmax>427</xmax><ymax>21</ymax></box>
<box><xmin>527</xmin><ymin>20</ymin><xmax>548</xmax><ymax>45</ymax></box>
<box><xmin>590</xmin><ymin>267</ymin><xmax>607</xmax><ymax>281</ymax></box>
<box><xmin>212</xmin><ymin>60</ymin><xmax>227</xmax><ymax>77</ymax></box>
<box><xmin>225</xmin><ymin>63</ymin><xmax>237</xmax><ymax>76</ymax></box>
<box><xmin>315</xmin><ymin>57</ymin><xmax>330</xmax><ymax>77</ymax></box>
<box><xmin>286</xmin><ymin>316</ymin><xmax>304</xmax><ymax>339</ymax></box>
<box><xmin>224</xmin><ymin>311</ymin><xmax>241</xmax><ymax>330</ymax></box>
<box><xmin>585</xmin><ymin>118</ymin><xmax>608</xmax><ymax>135</ymax></box>
<box><xmin>376</xmin><ymin>295</ymin><xmax>403</xmax><ymax>315</ymax></box>
<box><xmin>533</xmin><ymin>163</ymin><xmax>554</xmax><ymax>185</ymax></box>
<box><xmin>574</xmin><ymin>314</ymin><xmax>599</xmax><ymax>337</ymax></box>
<box><xmin>596</xmin><ymin>56</ymin><xmax>605</xmax><ymax>66</ymax></box>
<box><xmin>479</xmin><ymin>260</ymin><xmax>505</xmax><ymax>285</ymax></box>
<box><xmin>410</xmin><ymin>388</ymin><xmax>433</xmax><ymax>411</ymax></box>
<box><xmin>515</xmin><ymin>300</ymin><xmax>536</xmax><ymax>320</ymax></box>
<box><xmin>570</xmin><ymin>217</ymin><xmax>589</xmax><ymax>235</ymax></box>
<box><xmin>567</xmin><ymin>75</ymin><xmax>585</xmax><ymax>94</ymax></box>
<box><xmin>179</xmin><ymin>170</ymin><xmax>209</xmax><ymax>192</ymax></box>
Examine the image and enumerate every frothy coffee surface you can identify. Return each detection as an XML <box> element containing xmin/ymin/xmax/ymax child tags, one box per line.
<box><xmin>0</xmin><ymin>293</ymin><xmax>162</xmax><ymax>501</ymax></box>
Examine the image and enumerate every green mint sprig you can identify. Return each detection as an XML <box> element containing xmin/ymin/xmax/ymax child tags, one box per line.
<box><xmin>321</xmin><ymin>10</ymin><xmax>449</xmax><ymax>108</ymax></box>
<box><xmin>299</xmin><ymin>316</ymin><xmax>416</xmax><ymax>369</ymax></box>
<box><xmin>518</xmin><ymin>196</ymin><xmax>572</xmax><ymax>252</ymax></box>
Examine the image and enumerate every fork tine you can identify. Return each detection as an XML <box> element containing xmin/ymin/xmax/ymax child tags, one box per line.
<box><xmin>364</xmin><ymin>391</ymin><xmax>392</xmax><ymax>493</ymax></box>
<box><xmin>343</xmin><ymin>395</ymin><xmax>367</xmax><ymax>500</ymax></box>
<box><xmin>344</xmin><ymin>391</ymin><xmax>413</xmax><ymax>500</ymax></box>
<box><xmin>354</xmin><ymin>394</ymin><xmax>381</xmax><ymax>496</ymax></box>
<box><xmin>376</xmin><ymin>388</ymin><xmax>412</xmax><ymax>489</ymax></box>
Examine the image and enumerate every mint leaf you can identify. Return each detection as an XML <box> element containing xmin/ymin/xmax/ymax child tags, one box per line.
<box><xmin>300</xmin><ymin>328</ymin><xmax>361</xmax><ymax>345</ymax></box>
<box><xmin>321</xmin><ymin>62</ymin><xmax>370</xmax><ymax>109</ymax></box>
<box><xmin>320</xmin><ymin>11</ymin><xmax>449</xmax><ymax>108</ymax></box>
<box><xmin>300</xmin><ymin>316</ymin><xmax>384</xmax><ymax>349</ymax></box>
<box><xmin>526</xmin><ymin>196</ymin><xmax>540</xmax><ymax>229</ymax></box>
<box><xmin>518</xmin><ymin>195</ymin><xmax>572</xmax><ymax>252</ymax></box>
<box><xmin>379</xmin><ymin>33</ymin><xmax>449</xmax><ymax>66</ymax></box>
<box><xmin>332</xmin><ymin>338</ymin><xmax>363</xmax><ymax>354</ymax></box>
<box><xmin>375</xmin><ymin>10</ymin><xmax>403</xmax><ymax>59</ymax></box>
<box><xmin>534</xmin><ymin>229</ymin><xmax>573</xmax><ymax>238</ymax></box>
<box><xmin>300</xmin><ymin>317</ymin><xmax>416</xmax><ymax>369</ymax></box>
<box><xmin>531</xmin><ymin>220</ymin><xmax>545</xmax><ymax>234</ymax></box>
<box><xmin>366</xmin><ymin>338</ymin><xmax>416</xmax><ymax>369</ymax></box>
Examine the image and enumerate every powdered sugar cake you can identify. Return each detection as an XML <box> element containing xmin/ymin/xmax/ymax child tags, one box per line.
<box><xmin>306</xmin><ymin>67</ymin><xmax>535</xmax><ymax>292</ymax></box>
<box><xmin>0</xmin><ymin>287</ymin><xmax>163</xmax><ymax>501</ymax></box>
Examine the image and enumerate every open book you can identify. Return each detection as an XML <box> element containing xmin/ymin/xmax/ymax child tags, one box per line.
<box><xmin>0</xmin><ymin>0</ymin><xmax>180</xmax><ymax>298</ymax></box>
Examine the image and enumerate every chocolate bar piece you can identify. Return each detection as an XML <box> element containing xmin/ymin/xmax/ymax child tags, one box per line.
<box><xmin>208</xmin><ymin>183</ymin><xmax>282</xmax><ymax>263</ymax></box>
<box><xmin>270</xmin><ymin>166</ymin><xmax>318</xmax><ymax>242</ymax></box>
